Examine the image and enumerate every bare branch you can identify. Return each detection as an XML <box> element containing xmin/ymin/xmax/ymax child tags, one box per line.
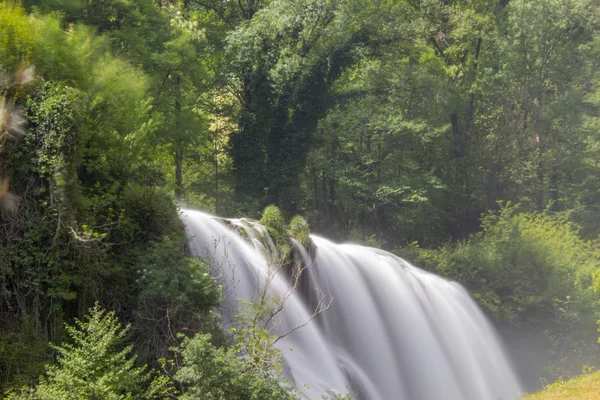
<box><xmin>274</xmin><ymin>287</ymin><xmax>333</xmax><ymax>345</ymax></box>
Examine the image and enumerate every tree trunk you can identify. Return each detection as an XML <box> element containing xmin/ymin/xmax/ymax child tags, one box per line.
<box><xmin>175</xmin><ymin>146</ymin><xmax>183</xmax><ymax>201</ymax></box>
<box><xmin>174</xmin><ymin>76</ymin><xmax>182</xmax><ymax>201</ymax></box>
<box><xmin>213</xmin><ymin>127</ymin><xmax>219</xmax><ymax>214</ymax></box>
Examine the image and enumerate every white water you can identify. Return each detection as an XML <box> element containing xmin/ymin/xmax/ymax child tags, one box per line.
<box><xmin>182</xmin><ymin>209</ymin><xmax>522</xmax><ymax>400</ymax></box>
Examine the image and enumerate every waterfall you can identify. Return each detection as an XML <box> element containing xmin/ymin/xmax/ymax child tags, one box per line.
<box><xmin>182</xmin><ymin>209</ymin><xmax>522</xmax><ymax>400</ymax></box>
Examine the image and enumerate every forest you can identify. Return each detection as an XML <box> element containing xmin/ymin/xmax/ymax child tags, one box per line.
<box><xmin>1</xmin><ymin>0</ymin><xmax>600</xmax><ymax>398</ymax></box>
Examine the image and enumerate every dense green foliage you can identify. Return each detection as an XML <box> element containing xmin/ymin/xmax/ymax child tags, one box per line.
<box><xmin>2</xmin><ymin>0</ymin><xmax>600</xmax><ymax>395</ymax></box>
<box><xmin>133</xmin><ymin>236</ymin><xmax>221</xmax><ymax>361</ymax></box>
<box><xmin>399</xmin><ymin>205</ymin><xmax>600</xmax><ymax>379</ymax></box>
<box><xmin>175</xmin><ymin>332</ymin><xmax>296</xmax><ymax>400</ymax></box>
<box><xmin>402</xmin><ymin>206</ymin><xmax>599</xmax><ymax>323</ymax></box>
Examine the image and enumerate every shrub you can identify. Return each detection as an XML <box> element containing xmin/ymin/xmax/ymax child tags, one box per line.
<box><xmin>174</xmin><ymin>332</ymin><xmax>298</xmax><ymax>400</ymax></box>
<box><xmin>397</xmin><ymin>204</ymin><xmax>600</xmax><ymax>377</ymax></box>
<box><xmin>288</xmin><ymin>215</ymin><xmax>310</xmax><ymax>248</ymax></box>
<box><xmin>260</xmin><ymin>205</ymin><xmax>291</xmax><ymax>259</ymax></box>
<box><xmin>133</xmin><ymin>236</ymin><xmax>221</xmax><ymax>360</ymax></box>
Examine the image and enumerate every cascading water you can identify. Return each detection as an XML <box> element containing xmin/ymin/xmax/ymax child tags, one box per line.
<box><xmin>182</xmin><ymin>209</ymin><xmax>522</xmax><ymax>400</ymax></box>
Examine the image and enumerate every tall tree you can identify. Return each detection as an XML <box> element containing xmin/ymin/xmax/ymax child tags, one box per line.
<box><xmin>209</xmin><ymin>0</ymin><xmax>420</xmax><ymax>215</ymax></box>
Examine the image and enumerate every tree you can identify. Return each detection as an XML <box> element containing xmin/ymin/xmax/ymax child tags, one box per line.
<box><xmin>0</xmin><ymin>4</ymin><xmax>192</xmax><ymax>390</ymax></box>
<box><xmin>477</xmin><ymin>0</ymin><xmax>596</xmax><ymax>213</ymax></box>
<box><xmin>192</xmin><ymin>0</ymin><xmax>420</xmax><ymax>215</ymax></box>
<box><xmin>31</xmin><ymin>304</ymin><xmax>167</xmax><ymax>400</ymax></box>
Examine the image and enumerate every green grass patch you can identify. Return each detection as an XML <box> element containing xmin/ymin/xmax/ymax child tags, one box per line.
<box><xmin>523</xmin><ymin>372</ymin><xmax>600</xmax><ymax>400</ymax></box>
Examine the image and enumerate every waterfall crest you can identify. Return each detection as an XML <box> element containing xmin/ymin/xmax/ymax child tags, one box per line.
<box><xmin>182</xmin><ymin>209</ymin><xmax>522</xmax><ymax>400</ymax></box>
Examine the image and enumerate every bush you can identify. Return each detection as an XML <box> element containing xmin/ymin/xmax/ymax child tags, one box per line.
<box><xmin>398</xmin><ymin>205</ymin><xmax>600</xmax><ymax>377</ymax></box>
<box><xmin>288</xmin><ymin>215</ymin><xmax>310</xmax><ymax>248</ymax></box>
<box><xmin>133</xmin><ymin>236</ymin><xmax>221</xmax><ymax>361</ymax></box>
<box><xmin>260</xmin><ymin>205</ymin><xmax>291</xmax><ymax>259</ymax></box>
<box><xmin>174</xmin><ymin>332</ymin><xmax>298</xmax><ymax>400</ymax></box>
<box><xmin>402</xmin><ymin>206</ymin><xmax>600</xmax><ymax>323</ymax></box>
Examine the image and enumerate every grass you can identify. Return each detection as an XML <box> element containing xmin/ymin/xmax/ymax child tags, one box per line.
<box><xmin>523</xmin><ymin>371</ymin><xmax>600</xmax><ymax>400</ymax></box>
